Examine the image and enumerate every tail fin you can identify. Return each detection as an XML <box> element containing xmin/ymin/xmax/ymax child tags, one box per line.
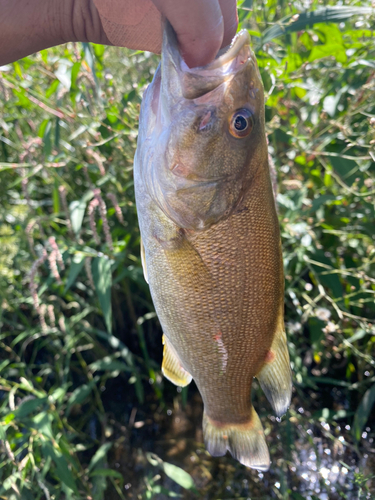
<box><xmin>203</xmin><ymin>407</ymin><xmax>270</xmax><ymax>471</ymax></box>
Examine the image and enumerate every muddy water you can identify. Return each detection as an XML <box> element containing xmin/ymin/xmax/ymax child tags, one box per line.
<box><xmin>102</xmin><ymin>379</ymin><xmax>375</xmax><ymax>500</ymax></box>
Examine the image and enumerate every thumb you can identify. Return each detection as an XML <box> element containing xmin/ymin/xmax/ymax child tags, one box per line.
<box><xmin>152</xmin><ymin>0</ymin><xmax>224</xmax><ymax>68</ymax></box>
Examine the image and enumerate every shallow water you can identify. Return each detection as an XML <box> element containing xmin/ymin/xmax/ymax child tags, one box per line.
<box><xmin>102</xmin><ymin>380</ymin><xmax>375</xmax><ymax>499</ymax></box>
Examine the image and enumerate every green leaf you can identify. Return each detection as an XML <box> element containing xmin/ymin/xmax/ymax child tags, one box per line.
<box><xmin>309</xmin><ymin>43</ymin><xmax>347</xmax><ymax>64</ymax></box>
<box><xmin>89</xmin><ymin>357</ymin><xmax>130</xmax><ymax>373</ymax></box>
<box><xmin>162</xmin><ymin>462</ymin><xmax>196</xmax><ymax>491</ymax></box>
<box><xmin>52</xmin><ymin>180</ymin><xmax>60</xmax><ymax>213</ymax></box>
<box><xmin>89</xmin><ymin>468</ymin><xmax>123</xmax><ymax>481</ymax></box>
<box><xmin>308</xmin><ymin>317</ymin><xmax>325</xmax><ymax>347</ymax></box>
<box><xmin>345</xmin><ymin>329</ymin><xmax>368</xmax><ymax>344</ymax></box>
<box><xmin>260</xmin><ymin>6</ymin><xmax>374</xmax><ymax>45</ymax></box>
<box><xmin>32</xmin><ymin>412</ymin><xmax>54</xmax><ymax>440</ymax></box>
<box><xmin>88</xmin><ymin>442</ymin><xmax>113</xmax><ymax>472</ymax></box>
<box><xmin>308</xmin><ymin>377</ymin><xmax>351</xmax><ymax>387</ymax></box>
<box><xmin>45</xmin><ymin>79</ymin><xmax>59</xmax><ymax>99</ymax></box>
<box><xmin>70</xmin><ymin>62</ymin><xmax>81</xmax><ymax>90</ymax></box>
<box><xmin>42</xmin><ymin>443</ymin><xmax>78</xmax><ymax>493</ymax></box>
<box><xmin>277</xmin><ymin>193</ymin><xmax>295</xmax><ymax>210</ymax></box>
<box><xmin>38</xmin><ymin>118</ymin><xmax>50</xmax><ymax>138</ymax></box>
<box><xmin>0</xmin><ymin>425</ymin><xmax>6</xmax><ymax>440</ymax></box>
<box><xmin>43</xmin><ymin>121</ymin><xmax>52</xmax><ymax>156</ymax></box>
<box><xmin>92</xmin><ymin>256</ymin><xmax>112</xmax><ymax>333</ymax></box>
<box><xmin>87</xmin><ymin>443</ymin><xmax>113</xmax><ymax>500</ymax></box>
<box><xmin>2</xmin><ymin>472</ymin><xmax>21</xmax><ymax>492</ymax></box>
<box><xmin>13</xmin><ymin>61</ymin><xmax>23</xmax><ymax>79</ymax></box>
<box><xmin>352</xmin><ymin>383</ymin><xmax>375</xmax><ymax>442</ymax></box>
<box><xmin>291</xmin><ymin>494</ymin><xmax>307</xmax><ymax>500</ymax></box>
<box><xmin>40</xmin><ymin>49</ymin><xmax>48</xmax><ymax>64</ymax></box>
<box><xmin>330</xmin><ymin>156</ymin><xmax>359</xmax><ymax>186</ymax></box>
<box><xmin>308</xmin><ymin>194</ymin><xmax>336</xmax><ymax>213</ymax></box>
<box><xmin>0</xmin><ymin>359</ymin><xmax>10</xmax><ymax>373</ymax></box>
<box><xmin>149</xmin><ymin>486</ymin><xmax>181</xmax><ymax>498</ymax></box>
<box><xmin>313</xmin><ymin>408</ymin><xmax>351</xmax><ymax>421</ymax></box>
<box><xmin>14</xmin><ymin>397</ymin><xmax>48</xmax><ymax>419</ymax></box>
<box><xmin>64</xmin><ymin>253</ymin><xmax>85</xmax><ymax>292</ymax></box>
<box><xmin>49</xmin><ymin>386</ymin><xmax>67</xmax><ymax>404</ymax></box>
<box><xmin>93</xmin><ymin>44</ymin><xmax>105</xmax><ymax>59</ymax></box>
<box><xmin>146</xmin><ymin>453</ymin><xmax>197</xmax><ymax>492</ymax></box>
<box><xmin>69</xmin><ymin>199</ymin><xmax>87</xmax><ymax>235</ymax></box>
<box><xmin>91</xmin><ymin>328</ymin><xmax>135</xmax><ymax>366</ymax></box>
<box><xmin>311</xmin><ymin>23</ymin><xmax>347</xmax><ymax>65</ymax></box>
<box><xmin>309</xmin><ymin>250</ymin><xmax>343</xmax><ymax>299</ymax></box>
<box><xmin>66</xmin><ymin>380</ymin><xmax>97</xmax><ymax>413</ymax></box>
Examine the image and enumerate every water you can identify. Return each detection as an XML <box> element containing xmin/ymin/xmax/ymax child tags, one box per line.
<box><xmin>102</xmin><ymin>380</ymin><xmax>375</xmax><ymax>499</ymax></box>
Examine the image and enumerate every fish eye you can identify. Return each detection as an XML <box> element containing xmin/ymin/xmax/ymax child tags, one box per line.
<box><xmin>229</xmin><ymin>109</ymin><xmax>254</xmax><ymax>138</ymax></box>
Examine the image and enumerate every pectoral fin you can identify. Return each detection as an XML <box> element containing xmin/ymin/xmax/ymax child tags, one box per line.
<box><xmin>159</xmin><ymin>229</ymin><xmax>212</xmax><ymax>288</ymax></box>
<box><xmin>162</xmin><ymin>335</ymin><xmax>192</xmax><ymax>387</ymax></box>
<box><xmin>256</xmin><ymin>314</ymin><xmax>292</xmax><ymax>417</ymax></box>
<box><xmin>140</xmin><ymin>237</ymin><xmax>148</xmax><ymax>284</ymax></box>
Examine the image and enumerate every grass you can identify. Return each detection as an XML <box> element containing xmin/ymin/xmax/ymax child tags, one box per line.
<box><xmin>0</xmin><ymin>0</ymin><xmax>374</xmax><ymax>498</ymax></box>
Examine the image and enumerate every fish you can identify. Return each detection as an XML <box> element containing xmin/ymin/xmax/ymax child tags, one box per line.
<box><xmin>133</xmin><ymin>21</ymin><xmax>292</xmax><ymax>471</ymax></box>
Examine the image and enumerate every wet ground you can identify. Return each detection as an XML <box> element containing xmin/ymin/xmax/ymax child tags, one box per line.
<box><xmin>99</xmin><ymin>378</ymin><xmax>375</xmax><ymax>500</ymax></box>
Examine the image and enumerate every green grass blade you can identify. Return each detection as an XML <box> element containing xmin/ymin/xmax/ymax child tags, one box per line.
<box><xmin>88</xmin><ymin>442</ymin><xmax>113</xmax><ymax>473</ymax></box>
<box><xmin>64</xmin><ymin>253</ymin><xmax>85</xmax><ymax>292</ymax></box>
<box><xmin>92</xmin><ymin>256</ymin><xmax>112</xmax><ymax>333</ymax></box>
<box><xmin>260</xmin><ymin>6</ymin><xmax>374</xmax><ymax>45</ymax></box>
<box><xmin>352</xmin><ymin>383</ymin><xmax>375</xmax><ymax>442</ymax></box>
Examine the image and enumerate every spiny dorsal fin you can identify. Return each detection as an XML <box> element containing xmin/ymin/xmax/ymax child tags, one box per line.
<box><xmin>162</xmin><ymin>335</ymin><xmax>192</xmax><ymax>387</ymax></box>
<box><xmin>256</xmin><ymin>313</ymin><xmax>292</xmax><ymax>417</ymax></box>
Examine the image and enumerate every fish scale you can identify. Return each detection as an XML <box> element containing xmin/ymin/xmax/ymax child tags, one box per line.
<box><xmin>134</xmin><ymin>21</ymin><xmax>292</xmax><ymax>470</ymax></box>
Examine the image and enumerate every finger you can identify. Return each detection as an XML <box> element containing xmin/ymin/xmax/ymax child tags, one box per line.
<box><xmin>93</xmin><ymin>0</ymin><xmax>163</xmax><ymax>53</ymax></box>
<box><xmin>219</xmin><ymin>0</ymin><xmax>238</xmax><ymax>49</ymax></box>
<box><xmin>152</xmin><ymin>0</ymin><xmax>224</xmax><ymax>68</ymax></box>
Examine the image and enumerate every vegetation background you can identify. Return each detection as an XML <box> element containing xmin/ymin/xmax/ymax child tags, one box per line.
<box><xmin>0</xmin><ymin>0</ymin><xmax>374</xmax><ymax>498</ymax></box>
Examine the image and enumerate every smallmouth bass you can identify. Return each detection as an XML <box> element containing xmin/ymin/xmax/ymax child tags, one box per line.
<box><xmin>134</xmin><ymin>23</ymin><xmax>292</xmax><ymax>470</ymax></box>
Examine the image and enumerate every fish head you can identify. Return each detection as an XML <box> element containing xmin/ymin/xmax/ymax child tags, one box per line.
<box><xmin>140</xmin><ymin>22</ymin><xmax>268</xmax><ymax>231</ymax></box>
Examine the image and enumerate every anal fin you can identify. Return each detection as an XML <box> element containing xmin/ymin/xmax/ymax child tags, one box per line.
<box><xmin>256</xmin><ymin>318</ymin><xmax>292</xmax><ymax>417</ymax></box>
<box><xmin>203</xmin><ymin>407</ymin><xmax>270</xmax><ymax>471</ymax></box>
<box><xmin>162</xmin><ymin>335</ymin><xmax>192</xmax><ymax>387</ymax></box>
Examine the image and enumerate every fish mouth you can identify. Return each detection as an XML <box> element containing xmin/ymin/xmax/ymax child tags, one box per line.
<box><xmin>164</xmin><ymin>22</ymin><xmax>252</xmax><ymax>99</ymax></box>
<box><xmin>170</xmin><ymin>163</ymin><xmax>235</xmax><ymax>192</ymax></box>
<box><xmin>174</xmin><ymin>178</ymin><xmax>229</xmax><ymax>194</ymax></box>
<box><xmin>187</xmin><ymin>30</ymin><xmax>251</xmax><ymax>73</ymax></box>
<box><xmin>171</xmin><ymin>162</ymin><xmax>229</xmax><ymax>183</ymax></box>
<box><xmin>172</xmin><ymin>174</ymin><xmax>235</xmax><ymax>199</ymax></box>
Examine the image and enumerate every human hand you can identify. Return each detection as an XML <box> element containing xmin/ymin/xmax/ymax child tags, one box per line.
<box><xmin>0</xmin><ymin>0</ymin><xmax>238</xmax><ymax>68</ymax></box>
<box><xmin>94</xmin><ymin>0</ymin><xmax>238</xmax><ymax>67</ymax></box>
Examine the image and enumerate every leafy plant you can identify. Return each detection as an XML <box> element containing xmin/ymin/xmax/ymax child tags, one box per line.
<box><xmin>0</xmin><ymin>0</ymin><xmax>374</xmax><ymax>498</ymax></box>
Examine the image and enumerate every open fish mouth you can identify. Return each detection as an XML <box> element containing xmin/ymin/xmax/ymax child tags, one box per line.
<box><xmin>164</xmin><ymin>22</ymin><xmax>253</xmax><ymax>99</ymax></box>
<box><xmin>182</xmin><ymin>30</ymin><xmax>252</xmax><ymax>73</ymax></box>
